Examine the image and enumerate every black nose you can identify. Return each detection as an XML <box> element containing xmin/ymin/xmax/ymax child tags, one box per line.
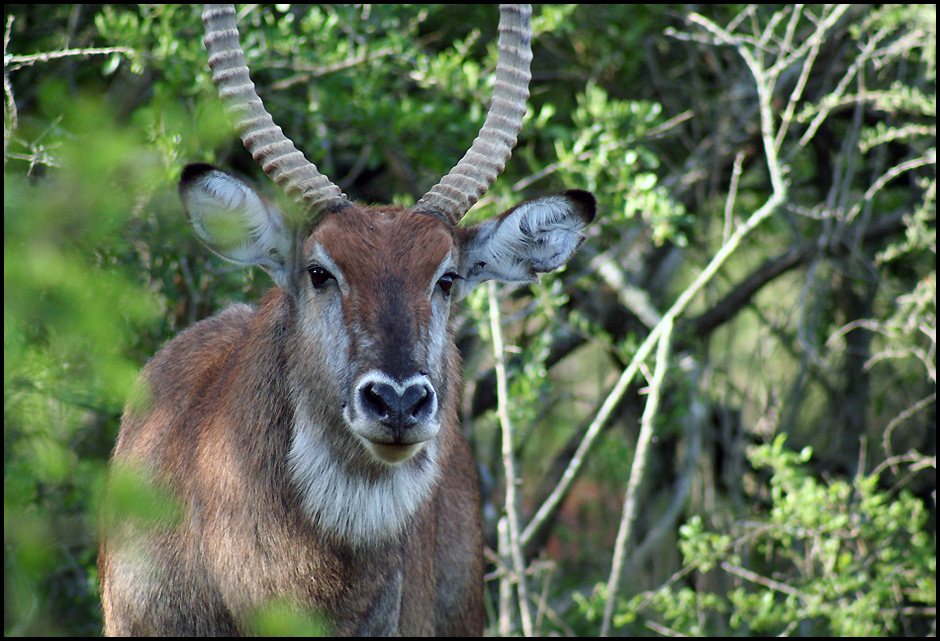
<box><xmin>360</xmin><ymin>380</ymin><xmax>434</xmax><ymax>431</ymax></box>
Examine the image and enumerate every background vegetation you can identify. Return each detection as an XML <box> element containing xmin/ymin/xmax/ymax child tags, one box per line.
<box><xmin>4</xmin><ymin>4</ymin><xmax>935</xmax><ymax>636</ymax></box>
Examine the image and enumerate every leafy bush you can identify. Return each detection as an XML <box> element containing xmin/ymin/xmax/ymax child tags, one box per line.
<box><xmin>596</xmin><ymin>436</ymin><xmax>935</xmax><ymax>636</ymax></box>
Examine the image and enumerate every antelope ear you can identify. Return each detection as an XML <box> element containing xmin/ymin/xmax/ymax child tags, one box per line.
<box><xmin>457</xmin><ymin>190</ymin><xmax>596</xmax><ymax>295</ymax></box>
<box><xmin>178</xmin><ymin>164</ymin><xmax>299</xmax><ymax>290</ymax></box>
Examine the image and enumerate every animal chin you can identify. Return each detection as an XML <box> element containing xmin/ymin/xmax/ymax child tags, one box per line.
<box><xmin>365</xmin><ymin>440</ymin><xmax>425</xmax><ymax>465</ymax></box>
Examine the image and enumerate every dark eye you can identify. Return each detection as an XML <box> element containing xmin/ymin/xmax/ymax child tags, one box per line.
<box><xmin>307</xmin><ymin>266</ymin><xmax>335</xmax><ymax>289</ymax></box>
<box><xmin>438</xmin><ymin>272</ymin><xmax>458</xmax><ymax>296</ymax></box>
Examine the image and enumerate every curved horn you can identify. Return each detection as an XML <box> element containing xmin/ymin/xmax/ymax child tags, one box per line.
<box><xmin>202</xmin><ymin>4</ymin><xmax>348</xmax><ymax>220</ymax></box>
<box><xmin>416</xmin><ymin>4</ymin><xmax>533</xmax><ymax>227</ymax></box>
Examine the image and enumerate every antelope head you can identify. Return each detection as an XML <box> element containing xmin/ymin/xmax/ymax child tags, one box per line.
<box><xmin>180</xmin><ymin>5</ymin><xmax>595</xmax><ymax>489</ymax></box>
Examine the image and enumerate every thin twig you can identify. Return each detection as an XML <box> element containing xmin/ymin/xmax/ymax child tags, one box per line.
<box><xmin>4</xmin><ymin>45</ymin><xmax>137</xmax><ymax>73</ymax></box>
<box><xmin>723</xmin><ymin>151</ymin><xmax>746</xmax><ymax>244</ymax></box>
<box><xmin>600</xmin><ymin>317</ymin><xmax>673</xmax><ymax>636</ymax></box>
<box><xmin>488</xmin><ymin>281</ymin><xmax>534</xmax><ymax>636</ymax></box>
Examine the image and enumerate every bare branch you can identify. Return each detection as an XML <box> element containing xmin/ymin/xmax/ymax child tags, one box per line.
<box><xmin>4</xmin><ymin>45</ymin><xmax>137</xmax><ymax>73</ymax></box>
<box><xmin>601</xmin><ymin>317</ymin><xmax>673</xmax><ymax>636</ymax></box>
<box><xmin>489</xmin><ymin>281</ymin><xmax>534</xmax><ymax>637</ymax></box>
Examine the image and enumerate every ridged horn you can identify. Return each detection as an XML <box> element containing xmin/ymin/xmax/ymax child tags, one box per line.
<box><xmin>202</xmin><ymin>4</ymin><xmax>348</xmax><ymax>221</ymax></box>
<box><xmin>416</xmin><ymin>4</ymin><xmax>533</xmax><ymax>227</ymax></box>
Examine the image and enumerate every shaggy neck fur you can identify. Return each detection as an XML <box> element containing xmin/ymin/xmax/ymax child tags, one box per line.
<box><xmin>287</xmin><ymin>404</ymin><xmax>442</xmax><ymax>546</ymax></box>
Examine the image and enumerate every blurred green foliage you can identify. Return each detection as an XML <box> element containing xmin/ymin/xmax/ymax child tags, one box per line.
<box><xmin>4</xmin><ymin>4</ymin><xmax>935</xmax><ymax>636</ymax></box>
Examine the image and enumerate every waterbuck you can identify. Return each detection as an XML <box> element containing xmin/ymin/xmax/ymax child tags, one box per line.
<box><xmin>99</xmin><ymin>4</ymin><xmax>596</xmax><ymax>635</ymax></box>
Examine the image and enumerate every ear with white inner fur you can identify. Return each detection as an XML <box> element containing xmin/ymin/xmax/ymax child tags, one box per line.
<box><xmin>178</xmin><ymin>163</ymin><xmax>298</xmax><ymax>291</ymax></box>
<box><xmin>458</xmin><ymin>189</ymin><xmax>596</xmax><ymax>296</ymax></box>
